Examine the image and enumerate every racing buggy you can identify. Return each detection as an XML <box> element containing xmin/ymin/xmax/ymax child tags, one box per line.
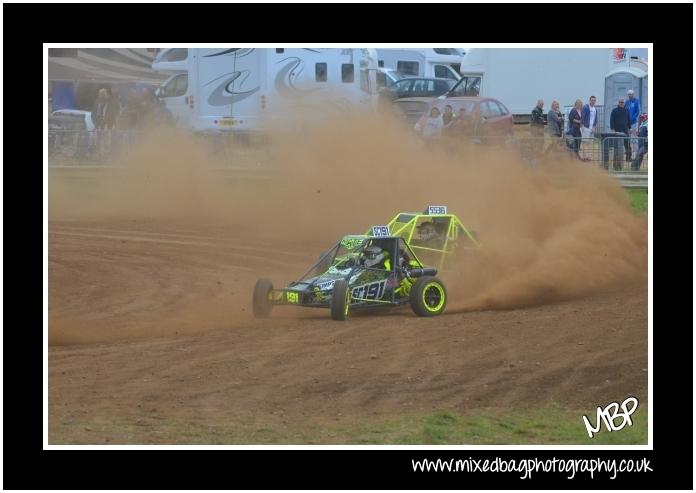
<box><xmin>252</xmin><ymin>232</ymin><xmax>447</xmax><ymax>321</ymax></box>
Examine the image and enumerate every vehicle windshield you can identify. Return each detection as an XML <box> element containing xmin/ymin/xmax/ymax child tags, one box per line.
<box><xmin>447</xmin><ymin>75</ymin><xmax>482</xmax><ymax>97</ymax></box>
<box><xmin>298</xmin><ymin>239</ymin><xmax>368</xmax><ymax>281</ymax></box>
<box><xmin>388</xmin><ymin>70</ymin><xmax>406</xmax><ymax>81</ymax></box>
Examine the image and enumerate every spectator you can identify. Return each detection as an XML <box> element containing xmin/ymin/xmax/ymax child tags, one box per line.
<box><xmin>625</xmin><ymin>88</ymin><xmax>641</xmax><ymax>157</ymax></box>
<box><xmin>625</xmin><ymin>89</ymin><xmax>641</xmax><ymax>132</ymax></box>
<box><xmin>138</xmin><ymin>87</ymin><xmax>158</xmax><ymax>128</ymax></box>
<box><xmin>443</xmin><ymin>107</ymin><xmax>472</xmax><ymax>144</ymax></box>
<box><xmin>121</xmin><ymin>88</ymin><xmax>141</xmax><ymax>129</ymax></box>
<box><xmin>609</xmin><ymin>97</ymin><xmax>631</xmax><ymax>163</ymax></box>
<box><xmin>92</xmin><ymin>88</ymin><xmax>108</xmax><ymax>130</ymax></box>
<box><xmin>414</xmin><ymin>107</ymin><xmax>444</xmax><ymax>141</ymax></box>
<box><xmin>545</xmin><ymin>100</ymin><xmax>564</xmax><ymax>155</ymax></box>
<box><xmin>631</xmin><ymin>113</ymin><xmax>648</xmax><ymax>171</ymax></box>
<box><xmin>547</xmin><ymin>100</ymin><xmax>563</xmax><ymax>137</ymax></box>
<box><xmin>442</xmin><ymin>105</ymin><xmax>455</xmax><ymax>126</ymax></box>
<box><xmin>104</xmin><ymin>88</ymin><xmax>121</xmax><ymax>131</ymax></box>
<box><xmin>567</xmin><ymin>99</ymin><xmax>583</xmax><ymax>158</ymax></box>
<box><xmin>529</xmin><ymin>99</ymin><xmax>545</xmax><ymax>155</ymax></box>
<box><xmin>580</xmin><ymin>95</ymin><xmax>598</xmax><ymax>161</ymax></box>
<box><xmin>91</xmin><ymin>88</ymin><xmax>110</xmax><ymax>156</ymax></box>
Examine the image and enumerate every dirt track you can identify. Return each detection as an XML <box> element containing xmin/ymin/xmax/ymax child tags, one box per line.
<box><xmin>48</xmin><ymin>219</ymin><xmax>648</xmax><ymax>444</ymax></box>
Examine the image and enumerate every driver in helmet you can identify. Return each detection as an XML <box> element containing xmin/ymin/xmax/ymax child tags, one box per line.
<box><xmin>362</xmin><ymin>245</ymin><xmax>391</xmax><ymax>270</ymax></box>
<box><xmin>416</xmin><ymin>221</ymin><xmax>446</xmax><ymax>247</ymax></box>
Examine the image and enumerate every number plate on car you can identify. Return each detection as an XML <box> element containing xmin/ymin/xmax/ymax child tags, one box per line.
<box><xmin>372</xmin><ymin>225</ymin><xmax>390</xmax><ymax>237</ymax></box>
<box><xmin>428</xmin><ymin>205</ymin><xmax>447</xmax><ymax>215</ymax></box>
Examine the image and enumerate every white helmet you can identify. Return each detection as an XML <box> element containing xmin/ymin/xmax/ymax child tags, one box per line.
<box><xmin>363</xmin><ymin>245</ymin><xmax>386</xmax><ymax>268</ymax></box>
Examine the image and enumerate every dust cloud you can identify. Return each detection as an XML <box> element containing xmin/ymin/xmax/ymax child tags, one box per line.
<box><xmin>49</xmin><ymin>111</ymin><xmax>647</xmax><ymax>317</ymax></box>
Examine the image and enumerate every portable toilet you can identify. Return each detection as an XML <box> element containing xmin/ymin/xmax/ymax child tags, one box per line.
<box><xmin>604</xmin><ymin>57</ymin><xmax>648</xmax><ymax>129</ymax></box>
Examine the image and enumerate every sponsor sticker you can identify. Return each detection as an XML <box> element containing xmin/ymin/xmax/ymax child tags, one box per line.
<box><xmin>316</xmin><ymin>279</ymin><xmax>336</xmax><ymax>291</ymax></box>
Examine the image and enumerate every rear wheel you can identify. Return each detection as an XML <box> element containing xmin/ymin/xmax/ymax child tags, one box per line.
<box><xmin>410</xmin><ymin>276</ymin><xmax>447</xmax><ymax>316</ymax></box>
<box><xmin>252</xmin><ymin>279</ymin><xmax>273</xmax><ymax>318</ymax></box>
<box><xmin>330</xmin><ymin>279</ymin><xmax>350</xmax><ymax>321</ymax></box>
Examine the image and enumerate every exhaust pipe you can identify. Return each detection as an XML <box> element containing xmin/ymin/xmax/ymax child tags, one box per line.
<box><xmin>407</xmin><ymin>267</ymin><xmax>437</xmax><ymax>278</ymax></box>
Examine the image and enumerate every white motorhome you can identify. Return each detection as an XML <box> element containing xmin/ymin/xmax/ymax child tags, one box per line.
<box><xmin>376</xmin><ymin>67</ymin><xmax>405</xmax><ymax>88</ymax></box>
<box><xmin>456</xmin><ymin>48</ymin><xmax>648</xmax><ymax>126</ymax></box>
<box><xmin>376</xmin><ymin>49</ymin><xmax>462</xmax><ymax>81</ymax></box>
<box><xmin>156</xmin><ymin>48</ymin><xmax>379</xmax><ymax>132</ymax></box>
<box><xmin>151</xmin><ymin>48</ymin><xmax>188</xmax><ymax>73</ymax></box>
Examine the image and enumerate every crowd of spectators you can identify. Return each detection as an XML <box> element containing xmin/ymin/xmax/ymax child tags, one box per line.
<box><xmin>533</xmin><ymin>89</ymin><xmax>646</xmax><ymax>168</ymax></box>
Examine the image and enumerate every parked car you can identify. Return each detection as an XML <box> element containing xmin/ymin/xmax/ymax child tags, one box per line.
<box><xmin>48</xmin><ymin>109</ymin><xmax>96</xmax><ymax>158</ymax></box>
<box><xmin>406</xmin><ymin>96</ymin><xmax>514</xmax><ymax>141</ymax></box>
<box><xmin>49</xmin><ymin>109</ymin><xmax>95</xmax><ymax>132</ymax></box>
<box><xmin>380</xmin><ymin>77</ymin><xmax>457</xmax><ymax>104</ymax></box>
<box><xmin>390</xmin><ymin>97</ymin><xmax>436</xmax><ymax>125</ymax></box>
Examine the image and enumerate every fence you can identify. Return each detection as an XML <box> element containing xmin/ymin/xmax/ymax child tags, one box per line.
<box><xmin>48</xmin><ymin>129</ymin><xmax>648</xmax><ymax>188</ymax></box>
<box><xmin>47</xmin><ymin>128</ymin><xmax>270</xmax><ymax>167</ymax></box>
<box><xmin>48</xmin><ymin>129</ymin><xmax>142</xmax><ymax>164</ymax></box>
<box><xmin>512</xmin><ymin>134</ymin><xmax>648</xmax><ymax>188</ymax></box>
<box><xmin>514</xmin><ymin>134</ymin><xmax>648</xmax><ymax>166</ymax></box>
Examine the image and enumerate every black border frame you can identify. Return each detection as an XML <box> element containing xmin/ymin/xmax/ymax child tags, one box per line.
<box><xmin>3</xmin><ymin>2</ymin><xmax>692</xmax><ymax>489</ymax></box>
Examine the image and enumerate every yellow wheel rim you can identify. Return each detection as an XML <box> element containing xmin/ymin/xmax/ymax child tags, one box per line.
<box><xmin>344</xmin><ymin>288</ymin><xmax>350</xmax><ymax>316</ymax></box>
<box><xmin>422</xmin><ymin>282</ymin><xmax>445</xmax><ymax>312</ymax></box>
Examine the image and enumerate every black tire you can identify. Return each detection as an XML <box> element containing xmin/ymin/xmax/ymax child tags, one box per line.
<box><xmin>252</xmin><ymin>279</ymin><xmax>273</xmax><ymax>318</ymax></box>
<box><xmin>410</xmin><ymin>276</ymin><xmax>447</xmax><ymax>317</ymax></box>
<box><xmin>330</xmin><ymin>279</ymin><xmax>350</xmax><ymax>321</ymax></box>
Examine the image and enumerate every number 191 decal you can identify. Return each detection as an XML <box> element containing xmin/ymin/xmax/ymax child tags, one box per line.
<box><xmin>351</xmin><ymin>280</ymin><xmax>386</xmax><ymax>300</ymax></box>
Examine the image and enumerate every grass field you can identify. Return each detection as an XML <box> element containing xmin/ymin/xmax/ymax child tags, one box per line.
<box><xmin>628</xmin><ymin>188</ymin><xmax>648</xmax><ymax>214</ymax></box>
<box><xmin>54</xmin><ymin>404</ymin><xmax>648</xmax><ymax>445</ymax></box>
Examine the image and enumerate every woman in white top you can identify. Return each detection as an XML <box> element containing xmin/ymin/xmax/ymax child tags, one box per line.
<box><xmin>415</xmin><ymin>107</ymin><xmax>444</xmax><ymax>140</ymax></box>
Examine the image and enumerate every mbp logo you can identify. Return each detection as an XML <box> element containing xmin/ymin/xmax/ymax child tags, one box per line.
<box><xmin>582</xmin><ymin>396</ymin><xmax>639</xmax><ymax>438</ymax></box>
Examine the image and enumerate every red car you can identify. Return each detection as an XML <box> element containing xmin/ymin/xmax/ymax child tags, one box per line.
<box><xmin>409</xmin><ymin>96</ymin><xmax>514</xmax><ymax>140</ymax></box>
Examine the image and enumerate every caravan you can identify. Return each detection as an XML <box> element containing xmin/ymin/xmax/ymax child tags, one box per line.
<box><xmin>151</xmin><ymin>48</ymin><xmax>188</xmax><ymax>74</ymax></box>
<box><xmin>156</xmin><ymin>48</ymin><xmax>379</xmax><ymax>132</ymax></box>
<box><xmin>376</xmin><ymin>49</ymin><xmax>463</xmax><ymax>81</ymax></box>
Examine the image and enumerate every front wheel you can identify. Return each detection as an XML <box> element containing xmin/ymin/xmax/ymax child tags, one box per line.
<box><xmin>252</xmin><ymin>279</ymin><xmax>273</xmax><ymax>318</ymax></box>
<box><xmin>410</xmin><ymin>276</ymin><xmax>447</xmax><ymax>317</ymax></box>
<box><xmin>330</xmin><ymin>279</ymin><xmax>350</xmax><ymax>321</ymax></box>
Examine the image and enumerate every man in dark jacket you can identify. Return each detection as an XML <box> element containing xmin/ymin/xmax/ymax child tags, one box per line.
<box><xmin>609</xmin><ymin>97</ymin><xmax>631</xmax><ymax>163</ymax></box>
<box><xmin>529</xmin><ymin>99</ymin><xmax>545</xmax><ymax>155</ymax></box>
